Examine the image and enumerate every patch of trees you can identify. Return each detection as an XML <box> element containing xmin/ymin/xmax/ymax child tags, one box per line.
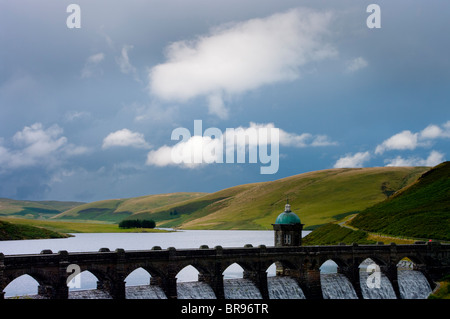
<box><xmin>118</xmin><ymin>219</ymin><xmax>156</xmax><ymax>229</ymax></box>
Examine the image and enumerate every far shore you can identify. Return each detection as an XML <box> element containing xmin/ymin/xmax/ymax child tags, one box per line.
<box><xmin>0</xmin><ymin>217</ymin><xmax>172</xmax><ymax>237</ymax></box>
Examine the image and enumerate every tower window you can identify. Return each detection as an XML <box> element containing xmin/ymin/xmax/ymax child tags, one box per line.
<box><xmin>284</xmin><ymin>234</ymin><xmax>292</xmax><ymax>244</ymax></box>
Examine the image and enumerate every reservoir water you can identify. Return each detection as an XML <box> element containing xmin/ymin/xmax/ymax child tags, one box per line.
<box><xmin>0</xmin><ymin>230</ymin><xmax>281</xmax><ymax>297</ymax></box>
<box><xmin>0</xmin><ymin>230</ymin><xmax>432</xmax><ymax>299</ymax></box>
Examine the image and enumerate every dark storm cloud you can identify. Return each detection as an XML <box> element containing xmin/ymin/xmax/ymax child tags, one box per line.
<box><xmin>0</xmin><ymin>0</ymin><xmax>449</xmax><ymax>201</ymax></box>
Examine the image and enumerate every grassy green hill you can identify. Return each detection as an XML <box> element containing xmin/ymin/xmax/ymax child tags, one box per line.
<box><xmin>0</xmin><ymin>217</ymin><xmax>171</xmax><ymax>235</ymax></box>
<box><xmin>302</xmin><ymin>223</ymin><xmax>376</xmax><ymax>245</ymax></box>
<box><xmin>3</xmin><ymin>165</ymin><xmax>445</xmax><ymax>239</ymax></box>
<box><xmin>114</xmin><ymin>166</ymin><xmax>428</xmax><ymax>230</ymax></box>
<box><xmin>0</xmin><ymin>220</ymin><xmax>69</xmax><ymax>240</ymax></box>
<box><xmin>349</xmin><ymin>161</ymin><xmax>450</xmax><ymax>241</ymax></box>
<box><xmin>52</xmin><ymin>192</ymin><xmax>207</xmax><ymax>222</ymax></box>
<box><xmin>0</xmin><ymin>198</ymin><xmax>84</xmax><ymax>219</ymax></box>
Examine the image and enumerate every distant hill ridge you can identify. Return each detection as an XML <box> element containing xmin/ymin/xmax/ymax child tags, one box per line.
<box><xmin>51</xmin><ymin>192</ymin><xmax>207</xmax><ymax>222</ymax></box>
<box><xmin>3</xmin><ymin>164</ymin><xmax>448</xmax><ymax>241</ymax></box>
<box><xmin>0</xmin><ymin>198</ymin><xmax>84</xmax><ymax>219</ymax></box>
<box><xmin>51</xmin><ymin>166</ymin><xmax>428</xmax><ymax>230</ymax></box>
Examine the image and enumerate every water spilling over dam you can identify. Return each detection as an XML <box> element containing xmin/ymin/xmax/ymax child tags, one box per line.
<box><xmin>11</xmin><ymin>266</ymin><xmax>432</xmax><ymax>299</ymax></box>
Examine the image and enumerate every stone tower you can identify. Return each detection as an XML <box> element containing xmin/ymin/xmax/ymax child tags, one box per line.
<box><xmin>272</xmin><ymin>200</ymin><xmax>304</xmax><ymax>247</ymax></box>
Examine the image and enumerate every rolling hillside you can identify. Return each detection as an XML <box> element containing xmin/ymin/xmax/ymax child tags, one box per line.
<box><xmin>155</xmin><ymin>166</ymin><xmax>428</xmax><ymax>230</ymax></box>
<box><xmin>2</xmin><ymin>164</ymin><xmax>446</xmax><ymax>240</ymax></box>
<box><xmin>0</xmin><ymin>198</ymin><xmax>84</xmax><ymax>219</ymax></box>
<box><xmin>52</xmin><ymin>166</ymin><xmax>428</xmax><ymax>230</ymax></box>
<box><xmin>52</xmin><ymin>192</ymin><xmax>207</xmax><ymax>222</ymax></box>
<box><xmin>0</xmin><ymin>220</ymin><xmax>70</xmax><ymax>240</ymax></box>
<box><xmin>349</xmin><ymin>161</ymin><xmax>450</xmax><ymax>241</ymax></box>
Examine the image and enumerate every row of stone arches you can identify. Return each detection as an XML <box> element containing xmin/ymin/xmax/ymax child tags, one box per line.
<box><xmin>3</xmin><ymin>256</ymin><xmax>432</xmax><ymax>299</ymax></box>
<box><xmin>3</xmin><ymin>262</ymin><xmax>275</xmax><ymax>299</ymax></box>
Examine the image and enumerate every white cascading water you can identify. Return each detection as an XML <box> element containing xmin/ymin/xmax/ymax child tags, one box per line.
<box><xmin>11</xmin><ymin>271</ymin><xmax>434</xmax><ymax>299</ymax></box>
<box><xmin>267</xmin><ymin>276</ymin><xmax>305</xmax><ymax>299</ymax></box>
<box><xmin>359</xmin><ymin>271</ymin><xmax>397</xmax><ymax>299</ymax></box>
<box><xmin>126</xmin><ymin>285</ymin><xmax>167</xmax><ymax>299</ymax></box>
<box><xmin>318</xmin><ymin>258</ymin><xmax>432</xmax><ymax>299</ymax></box>
<box><xmin>321</xmin><ymin>270</ymin><xmax>431</xmax><ymax>299</ymax></box>
<box><xmin>398</xmin><ymin>270</ymin><xmax>432</xmax><ymax>299</ymax></box>
<box><xmin>177</xmin><ymin>281</ymin><xmax>216</xmax><ymax>299</ymax></box>
<box><xmin>69</xmin><ymin>289</ymin><xmax>112</xmax><ymax>299</ymax></box>
<box><xmin>357</xmin><ymin>258</ymin><xmax>397</xmax><ymax>299</ymax></box>
<box><xmin>223</xmin><ymin>278</ymin><xmax>262</xmax><ymax>299</ymax></box>
<box><xmin>320</xmin><ymin>273</ymin><xmax>358</xmax><ymax>299</ymax></box>
<box><xmin>68</xmin><ymin>285</ymin><xmax>169</xmax><ymax>299</ymax></box>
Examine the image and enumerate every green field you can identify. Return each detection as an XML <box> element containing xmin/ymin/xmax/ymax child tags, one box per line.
<box><xmin>124</xmin><ymin>166</ymin><xmax>428</xmax><ymax>230</ymax></box>
<box><xmin>1</xmin><ymin>165</ymin><xmax>442</xmax><ymax>240</ymax></box>
<box><xmin>0</xmin><ymin>198</ymin><xmax>83</xmax><ymax>219</ymax></box>
<box><xmin>53</xmin><ymin>192</ymin><xmax>206</xmax><ymax>222</ymax></box>
<box><xmin>350</xmin><ymin>161</ymin><xmax>450</xmax><ymax>241</ymax></box>
<box><xmin>0</xmin><ymin>217</ymin><xmax>170</xmax><ymax>235</ymax></box>
<box><xmin>2</xmin><ymin>167</ymin><xmax>428</xmax><ymax>231</ymax></box>
<box><xmin>0</xmin><ymin>219</ymin><xmax>70</xmax><ymax>240</ymax></box>
<box><xmin>302</xmin><ymin>223</ymin><xmax>376</xmax><ymax>245</ymax></box>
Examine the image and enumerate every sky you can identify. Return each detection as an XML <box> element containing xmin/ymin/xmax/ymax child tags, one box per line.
<box><xmin>0</xmin><ymin>0</ymin><xmax>449</xmax><ymax>202</ymax></box>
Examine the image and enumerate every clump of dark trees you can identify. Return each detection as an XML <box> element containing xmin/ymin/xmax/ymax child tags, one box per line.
<box><xmin>118</xmin><ymin>219</ymin><xmax>156</xmax><ymax>229</ymax></box>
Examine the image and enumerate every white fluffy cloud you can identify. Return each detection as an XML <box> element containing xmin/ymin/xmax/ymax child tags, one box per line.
<box><xmin>420</xmin><ymin>122</ymin><xmax>450</xmax><ymax>139</ymax></box>
<box><xmin>102</xmin><ymin>129</ymin><xmax>150</xmax><ymax>149</ymax></box>
<box><xmin>385</xmin><ymin>150</ymin><xmax>445</xmax><ymax>167</ymax></box>
<box><xmin>0</xmin><ymin>123</ymin><xmax>88</xmax><ymax>170</ymax></box>
<box><xmin>146</xmin><ymin>123</ymin><xmax>336</xmax><ymax>168</ymax></box>
<box><xmin>333</xmin><ymin>151</ymin><xmax>371</xmax><ymax>168</ymax></box>
<box><xmin>334</xmin><ymin>121</ymin><xmax>449</xmax><ymax>169</ymax></box>
<box><xmin>148</xmin><ymin>8</ymin><xmax>336</xmax><ymax>118</ymax></box>
<box><xmin>375</xmin><ymin>130</ymin><xmax>419</xmax><ymax>155</ymax></box>
<box><xmin>375</xmin><ymin>121</ymin><xmax>450</xmax><ymax>155</ymax></box>
<box><xmin>147</xmin><ymin>136</ymin><xmax>221</xmax><ymax>168</ymax></box>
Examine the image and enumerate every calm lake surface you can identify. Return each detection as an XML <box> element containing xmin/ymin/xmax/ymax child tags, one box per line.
<box><xmin>0</xmin><ymin>229</ymin><xmax>283</xmax><ymax>255</ymax></box>
<box><xmin>1</xmin><ymin>230</ymin><xmax>313</xmax><ymax>297</ymax></box>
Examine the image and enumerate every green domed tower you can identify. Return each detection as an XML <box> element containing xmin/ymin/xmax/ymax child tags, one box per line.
<box><xmin>272</xmin><ymin>200</ymin><xmax>304</xmax><ymax>247</ymax></box>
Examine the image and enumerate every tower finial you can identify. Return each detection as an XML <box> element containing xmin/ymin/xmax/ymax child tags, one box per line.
<box><xmin>285</xmin><ymin>196</ymin><xmax>291</xmax><ymax>212</ymax></box>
